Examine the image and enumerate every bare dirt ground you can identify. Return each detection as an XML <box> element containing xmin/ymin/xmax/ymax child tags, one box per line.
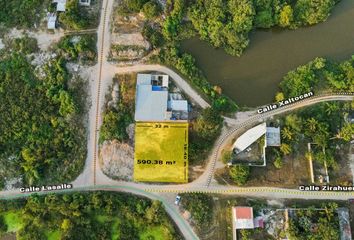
<box><xmin>330</xmin><ymin>143</ymin><xmax>353</xmax><ymax>185</ymax></box>
<box><xmin>215</xmin><ymin>149</ymin><xmax>311</xmax><ymax>188</ymax></box>
<box><xmin>108</xmin><ymin>3</ymin><xmax>151</xmax><ymax>64</ymax></box>
<box><xmin>7</xmin><ymin>28</ymin><xmax>64</xmax><ymax>51</ymax></box>
<box><xmin>99</xmin><ymin>140</ymin><xmax>134</xmax><ymax>181</ymax></box>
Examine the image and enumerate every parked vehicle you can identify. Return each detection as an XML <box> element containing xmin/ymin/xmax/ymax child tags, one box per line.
<box><xmin>175</xmin><ymin>195</ymin><xmax>181</xmax><ymax>205</ymax></box>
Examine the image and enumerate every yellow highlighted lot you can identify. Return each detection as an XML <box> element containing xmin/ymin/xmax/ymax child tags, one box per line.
<box><xmin>134</xmin><ymin>122</ymin><xmax>188</xmax><ymax>183</ymax></box>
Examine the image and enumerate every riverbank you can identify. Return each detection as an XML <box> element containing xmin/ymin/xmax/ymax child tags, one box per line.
<box><xmin>181</xmin><ymin>0</ymin><xmax>354</xmax><ymax>107</ymax></box>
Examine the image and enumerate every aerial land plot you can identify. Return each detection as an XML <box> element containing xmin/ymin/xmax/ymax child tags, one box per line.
<box><xmin>134</xmin><ymin>122</ymin><xmax>188</xmax><ymax>183</ymax></box>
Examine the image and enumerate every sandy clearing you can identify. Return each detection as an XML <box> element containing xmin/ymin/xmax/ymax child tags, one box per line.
<box><xmin>7</xmin><ymin>28</ymin><xmax>64</xmax><ymax>51</ymax></box>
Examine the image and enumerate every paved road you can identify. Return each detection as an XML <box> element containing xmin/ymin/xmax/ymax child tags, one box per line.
<box><xmin>72</xmin><ymin>0</ymin><xmax>199</xmax><ymax>238</ymax></box>
<box><xmin>203</xmin><ymin>93</ymin><xmax>354</xmax><ymax>186</ymax></box>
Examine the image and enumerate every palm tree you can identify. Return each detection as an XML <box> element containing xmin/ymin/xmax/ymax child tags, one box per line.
<box><xmin>324</xmin><ymin>102</ymin><xmax>339</xmax><ymax>116</ymax></box>
<box><xmin>281</xmin><ymin>127</ymin><xmax>293</xmax><ymax>141</ymax></box>
<box><xmin>280</xmin><ymin>143</ymin><xmax>292</xmax><ymax>155</ymax></box>
<box><xmin>306</xmin><ymin>118</ymin><xmax>318</xmax><ymax>134</ymax></box>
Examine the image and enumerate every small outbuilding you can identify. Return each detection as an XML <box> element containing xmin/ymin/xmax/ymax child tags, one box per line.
<box><xmin>53</xmin><ymin>0</ymin><xmax>67</xmax><ymax>12</ymax></box>
<box><xmin>47</xmin><ymin>13</ymin><xmax>57</xmax><ymax>30</ymax></box>
<box><xmin>79</xmin><ymin>0</ymin><xmax>91</xmax><ymax>6</ymax></box>
<box><xmin>266</xmin><ymin>127</ymin><xmax>281</xmax><ymax>146</ymax></box>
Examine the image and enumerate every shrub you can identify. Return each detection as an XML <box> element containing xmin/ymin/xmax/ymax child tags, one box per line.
<box><xmin>142</xmin><ymin>0</ymin><xmax>162</xmax><ymax>19</ymax></box>
<box><xmin>57</xmin><ymin>35</ymin><xmax>97</xmax><ymax>65</ymax></box>
<box><xmin>142</xmin><ymin>24</ymin><xmax>164</xmax><ymax>48</ymax></box>
<box><xmin>180</xmin><ymin>193</ymin><xmax>213</xmax><ymax>227</ymax></box>
<box><xmin>229</xmin><ymin>165</ymin><xmax>250</xmax><ymax>185</ymax></box>
<box><xmin>59</xmin><ymin>0</ymin><xmax>91</xmax><ymax>30</ymax></box>
<box><xmin>10</xmin><ymin>36</ymin><xmax>39</xmax><ymax>54</ymax></box>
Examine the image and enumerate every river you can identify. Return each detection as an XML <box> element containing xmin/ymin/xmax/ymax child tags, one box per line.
<box><xmin>180</xmin><ymin>0</ymin><xmax>354</xmax><ymax>107</ymax></box>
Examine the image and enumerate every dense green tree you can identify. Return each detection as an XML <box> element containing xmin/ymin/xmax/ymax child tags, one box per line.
<box><xmin>0</xmin><ymin>215</ymin><xmax>7</xmax><ymax>233</ymax></box>
<box><xmin>294</xmin><ymin>0</ymin><xmax>335</xmax><ymax>25</ymax></box>
<box><xmin>59</xmin><ymin>0</ymin><xmax>91</xmax><ymax>30</ymax></box>
<box><xmin>142</xmin><ymin>0</ymin><xmax>162</xmax><ymax>19</ymax></box>
<box><xmin>253</xmin><ymin>0</ymin><xmax>280</xmax><ymax>28</ymax></box>
<box><xmin>0</xmin><ymin>0</ymin><xmax>45</xmax><ymax>28</ymax></box>
<box><xmin>56</xmin><ymin>35</ymin><xmax>97</xmax><ymax>65</ymax></box>
<box><xmin>180</xmin><ymin>193</ymin><xmax>213</xmax><ymax>227</ymax></box>
<box><xmin>189</xmin><ymin>0</ymin><xmax>255</xmax><ymax>56</ymax></box>
<box><xmin>0</xmin><ymin>192</ymin><xmax>182</xmax><ymax>240</ymax></box>
<box><xmin>194</xmin><ymin>108</ymin><xmax>223</xmax><ymax>139</ymax></box>
<box><xmin>339</xmin><ymin>123</ymin><xmax>354</xmax><ymax>141</ymax></box>
<box><xmin>279</xmin><ymin>4</ymin><xmax>294</xmax><ymax>27</ymax></box>
<box><xmin>162</xmin><ymin>0</ymin><xmax>185</xmax><ymax>40</ymax></box>
<box><xmin>0</xmin><ymin>51</ymin><xmax>86</xmax><ymax>187</ymax></box>
<box><xmin>287</xmin><ymin>203</ymin><xmax>340</xmax><ymax>239</ymax></box>
<box><xmin>142</xmin><ymin>24</ymin><xmax>165</xmax><ymax>48</ymax></box>
<box><xmin>184</xmin><ymin>0</ymin><xmax>337</xmax><ymax>56</ymax></box>
<box><xmin>188</xmin><ymin>107</ymin><xmax>224</xmax><ymax>163</ymax></box>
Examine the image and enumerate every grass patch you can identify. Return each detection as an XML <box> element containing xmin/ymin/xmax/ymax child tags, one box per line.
<box><xmin>140</xmin><ymin>226</ymin><xmax>169</xmax><ymax>240</ymax></box>
<box><xmin>95</xmin><ymin>215</ymin><xmax>110</xmax><ymax>223</ymax></box>
<box><xmin>134</xmin><ymin>122</ymin><xmax>189</xmax><ymax>183</ymax></box>
<box><xmin>3</xmin><ymin>211</ymin><xmax>22</xmax><ymax>232</ymax></box>
<box><xmin>45</xmin><ymin>230</ymin><xmax>61</xmax><ymax>240</ymax></box>
<box><xmin>111</xmin><ymin>218</ymin><xmax>121</xmax><ymax>240</ymax></box>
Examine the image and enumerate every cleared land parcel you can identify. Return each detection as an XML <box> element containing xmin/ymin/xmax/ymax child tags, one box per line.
<box><xmin>134</xmin><ymin>122</ymin><xmax>188</xmax><ymax>183</ymax></box>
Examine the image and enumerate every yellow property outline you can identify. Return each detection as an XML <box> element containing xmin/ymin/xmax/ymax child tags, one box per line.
<box><xmin>134</xmin><ymin>122</ymin><xmax>188</xmax><ymax>183</ymax></box>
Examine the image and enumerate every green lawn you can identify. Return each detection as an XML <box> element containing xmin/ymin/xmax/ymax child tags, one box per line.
<box><xmin>45</xmin><ymin>230</ymin><xmax>61</xmax><ymax>240</ymax></box>
<box><xmin>1</xmin><ymin>211</ymin><xmax>172</xmax><ymax>240</ymax></box>
<box><xmin>95</xmin><ymin>214</ymin><xmax>121</xmax><ymax>240</ymax></box>
<box><xmin>95</xmin><ymin>214</ymin><xmax>110</xmax><ymax>223</ymax></box>
<box><xmin>3</xmin><ymin>211</ymin><xmax>22</xmax><ymax>232</ymax></box>
<box><xmin>111</xmin><ymin>218</ymin><xmax>120</xmax><ymax>240</ymax></box>
<box><xmin>140</xmin><ymin>226</ymin><xmax>169</xmax><ymax>240</ymax></box>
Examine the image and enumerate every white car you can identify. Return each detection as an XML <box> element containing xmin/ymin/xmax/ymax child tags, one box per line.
<box><xmin>175</xmin><ymin>195</ymin><xmax>181</xmax><ymax>205</ymax></box>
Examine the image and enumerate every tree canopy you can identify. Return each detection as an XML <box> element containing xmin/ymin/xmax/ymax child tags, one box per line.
<box><xmin>0</xmin><ymin>192</ymin><xmax>182</xmax><ymax>239</ymax></box>
<box><xmin>186</xmin><ymin>0</ymin><xmax>338</xmax><ymax>56</ymax></box>
<box><xmin>0</xmin><ymin>50</ymin><xmax>86</xmax><ymax>188</ymax></box>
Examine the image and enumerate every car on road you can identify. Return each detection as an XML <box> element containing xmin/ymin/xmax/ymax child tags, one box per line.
<box><xmin>175</xmin><ymin>195</ymin><xmax>181</xmax><ymax>205</ymax></box>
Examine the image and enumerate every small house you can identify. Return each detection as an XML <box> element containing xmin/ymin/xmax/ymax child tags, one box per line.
<box><xmin>232</xmin><ymin>207</ymin><xmax>264</xmax><ymax>240</ymax></box>
<box><xmin>233</xmin><ymin>207</ymin><xmax>255</xmax><ymax>229</ymax></box>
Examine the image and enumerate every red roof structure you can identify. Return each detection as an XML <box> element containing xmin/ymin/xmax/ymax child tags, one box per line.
<box><xmin>233</xmin><ymin>207</ymin><xmax>254</xmax><ymax>229</ymax></box>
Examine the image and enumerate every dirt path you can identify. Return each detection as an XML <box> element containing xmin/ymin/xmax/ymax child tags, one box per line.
<box><xmin>72</xmin><ymin>0</ymin><xmax>115</xmax><ymax>187</ymax></box>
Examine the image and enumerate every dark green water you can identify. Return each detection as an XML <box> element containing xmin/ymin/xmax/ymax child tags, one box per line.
<box><xmin>180</xmin><ymin>0</ymin><xmax>354</xmax><ymax>107</ymax></box>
